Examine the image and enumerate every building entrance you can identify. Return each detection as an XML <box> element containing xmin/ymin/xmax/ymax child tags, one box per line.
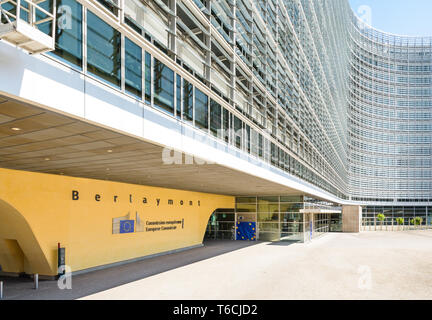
<box><xmin>330</xmin><ymin>213</ymin><xmax>343</xmax><ymax>232</ymax></box>
<box><xmin>204</xmin><ymin>209</ymin><xmax>236</xmax><ymax>240</ymax></box>
<box><xmin>236</xmin><ymin>196</ymin><xmax>313</xmax><ymax>243</ymax></box>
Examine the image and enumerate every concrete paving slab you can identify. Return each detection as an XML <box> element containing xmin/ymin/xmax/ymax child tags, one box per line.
<box><xmin>81</xmin><ymin>231</ymin><xmax>432</xmax><ymax>300</ymax></box>
<box><xmin>0</xmin><ymin>240</ymin><xmax>257</xmax><ymax>300</ymax></box>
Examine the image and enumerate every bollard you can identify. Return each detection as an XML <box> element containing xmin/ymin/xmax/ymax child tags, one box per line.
<box><xmin>0</xmin><ymin>281</ymin><xmax>3</xmax><ymax>299</ymax></box>
<box><xmin>34</xmin><ymin>274</ymin><xmax>38</xmax><ymax>290</ymax></box>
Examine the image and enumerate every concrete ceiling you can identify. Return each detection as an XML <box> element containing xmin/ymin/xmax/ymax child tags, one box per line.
<box><xmin>0</xmin><ymin>96</ymin><xmax>306</xmax><ymax>197</ymax></box>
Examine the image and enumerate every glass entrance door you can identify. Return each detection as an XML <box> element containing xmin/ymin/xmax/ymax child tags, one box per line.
<box><xmin>204</xmin><ymin>210</ymin><xmax>235</xmax><ymax>240</ymax></box>
<box><xmin>330</xmin><ymin>213</ymin><xmax>342</xmax><ymax>232</ymax></box>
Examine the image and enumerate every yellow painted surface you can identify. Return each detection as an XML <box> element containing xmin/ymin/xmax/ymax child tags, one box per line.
<box><xmin>0</xmin><ymin>239</ymin><xmax>24</xmax><ymax>273</ymax></box>
<box><xmin>0</xmin><ymin>168</ymin><xmax>234</xmax><ymax>276</ymax></box>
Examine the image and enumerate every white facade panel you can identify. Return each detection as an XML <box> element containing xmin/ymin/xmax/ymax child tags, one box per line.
<box><xmin>0</xmin><ymin>41</ymin><xmax>85</xmax><ymax>117</ymax></box>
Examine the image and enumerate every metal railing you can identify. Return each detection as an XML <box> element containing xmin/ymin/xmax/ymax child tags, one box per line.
<box><xmin>0</xmin><ymin>0</ymin><xmax>56</xmax><ymax>36</ymax></box>
<box><xmin>0</xmin><ymin>1</ymin><xmax>13</xmax><ymax>24</ymax></box>
<box><xmin>361</xmin><ymin>217</ymin><xmax>432</xmax><ymax>231</ymax></box>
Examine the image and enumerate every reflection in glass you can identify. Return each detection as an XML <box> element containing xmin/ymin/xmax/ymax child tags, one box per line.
<box><xmin>205</xmin><ymin>211</ymin><xmax>235</xmax><ymax>240</ymax></box>
<box><xmin>223</xmin><ymin>108</ymin><xmax>230</xmax><ymax>143</ymax></box>
<box><xmin>87</xmin><ymin>10</ymin><xmax>121</xmax><ymax>86</ymax></box>
<box><xmin>176</xmin><ymin>75</ymin><xmax>181</xmax><ymax>118</ymax></box>
<box><xmin>153</xmin><ymin>58</ymin><xmax>174</xmax><ymax>115</ymax></box>
<box><xmin>125</xmin><ymin>37</ymin><xmax>142</xmax><ymax>97</ymax></box>
<box><xmin>195</xmin><ymin>88</ymin><xmax>208</xmax><ymax>130</ymax></box>
<box><xmin>145</xmin><ymin>52</ymin><xmax>151</xmax><ymax>103</ymax></box>
<box><xmin>210</xmin><ymin>99</ymin><xmax>222</xmax><ymax>137</ymax></box>
<box><xmin>183</xmin><ymin>79</ymin><xmax>193</xmax><ymax>122</ymax></box>
<box><xmin>50</xmin><ymin>0</ymin><xmax>82</xmax><ymax>68</ymax></box>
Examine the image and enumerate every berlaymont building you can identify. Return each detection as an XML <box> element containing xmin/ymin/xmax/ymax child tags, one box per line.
<box><xmin>0</xmin><ymin>0</ymin><xmax>431</xmax><ymax>277</ymax></box>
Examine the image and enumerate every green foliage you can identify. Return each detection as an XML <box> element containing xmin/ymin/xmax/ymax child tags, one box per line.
<box><xmin>376</xmin><ymin>213</ymin><xmax>386</xmax><ymax>222</ymax></box>
<box><xmin>395</xmin><ymin>217</ymin><xmax>404</xmax><ymax>225</ymax></box>
<box><xmin>410</xmin><ymin>217</ymin><xmax>423</xmax><ymax>226</ymax></box>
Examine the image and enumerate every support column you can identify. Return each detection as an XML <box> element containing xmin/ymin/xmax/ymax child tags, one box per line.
<box><xmin>310</xmin><ymin>213</ymin><xmax>315</xmax><ymax>239</ymax></box>
<box><xmin>342</xmin><ymin>206</ymin><xmax>362</xmax><ymax>233</ymax></box>
<box><xmin>303</xmin><ymin>213</ymin><xmax>313</xmax><ymax>242</ymax></box>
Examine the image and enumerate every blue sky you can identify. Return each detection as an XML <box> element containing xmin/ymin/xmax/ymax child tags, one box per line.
<box><xmin>349</xmin><ymin>0</ymin><xmax>432</xmax><ymax>36</ymax></box>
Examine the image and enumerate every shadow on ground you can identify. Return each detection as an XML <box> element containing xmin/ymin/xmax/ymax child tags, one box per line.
<box><xmin>266</xmin><ymin>240</ymin><xmax>302</xmax><ymax>246</ymax></box>
<box><xmin>0</xmin><ymin>240</ymin><xmax>258</xmax><ymax>300</ymax></box>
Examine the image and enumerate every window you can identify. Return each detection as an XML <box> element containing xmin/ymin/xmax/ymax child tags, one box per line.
<box><xmin>153</xmin><ymin>58</ymin><xmax>174</xmax><ymax>115</ymax></box>
<box><xmin>195</xmin><ymin>88</ymin><xmax>208</xmax><ymax>130</ymax></box>
<box><xmin>87</xmin><ymin>10</ymin><xmax>121</xmax><ymax>87</ymax></box>
<box><xmin>95</xmin><ymin>0</ymin><xmax>119</xmax><ymax>16</ymax></box>
<box><xmin>245</xmin><ymin>125</ymin><xmax>250</xmax><ymax>153</ymax></box>
<box><xmin>250</xmin><ymin>129</ymin><xmax>258</xmax><ymax>156</ymax></box>
<box><xmin>125</xmin><ymin>37</ymin><xmax>142</xmax><ymax>97</ymax></box>
<box><xmin>145</xmin><ymin>52</ymin><xmax>151</xmax><ymax>103</ymax></box>
<box><xmin>183</xmin><ymin>80</ymin><xmax>193</xmax><ymax>122</ymax></box>
<box><xmin>233</xmin><ymin>116</ymin><xmax>243</xmax><ymax>149</ymax></box>
<box><xmin>210</xmin><ymin>99</ymin><xmax>222</xmax><ymax>137</ymax></box>
<box><xmin>271</xmin><ymin>143</ymin><xmax>277</xmax><ymax>165</ymax></box>
<box><xmin>49</xmin><ymin>0</ymin><xmax>82</xmax><ymax>68</ymax></box>
<box><xmin>258</xmin><ymin>134</ymin><xmax>263</xmax><ymax>158</ymax></box>
<box><xmin>223</xmin><ymin>108</ymin><xmax>230</xmax><ymax>143</ymax></box>
<box><xmin>176</xmin><ymin>75</ymin><xmax>182</xmax><ymax>119</ymax></box>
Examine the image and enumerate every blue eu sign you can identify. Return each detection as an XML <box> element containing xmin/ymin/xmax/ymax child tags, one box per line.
<box><xmin>120</xmin><ymin>220</ymin><xmax>135</xmax><ymax>234</ymax></box>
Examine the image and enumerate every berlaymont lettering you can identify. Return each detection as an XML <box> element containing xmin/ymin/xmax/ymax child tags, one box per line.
<box><xmin>71</xmin><ymin>190</ymin><xmax>201</xmax><ymax>207</ymax></box>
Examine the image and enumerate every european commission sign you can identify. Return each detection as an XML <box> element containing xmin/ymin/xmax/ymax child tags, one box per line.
<box><xmin>112</xmin><ymin>212</ymin><xmax>185</xmax><ymax>235</ymax></box>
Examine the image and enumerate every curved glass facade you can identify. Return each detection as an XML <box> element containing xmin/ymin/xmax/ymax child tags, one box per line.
<box><xmin>348</xmin><ymin>14</ymin><xmax>432</xmax><ymax>202</ymax></box>
<box><xmin>40</xmin><ymin>0</ymin><xmax>432</xmax><ymax>204</ymax></box>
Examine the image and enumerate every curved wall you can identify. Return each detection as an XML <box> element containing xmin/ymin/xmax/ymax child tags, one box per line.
<box><xmin>348</xmin><ymin>14</ymin><xmax>432</xmax><ymax>202</ymax></box>
<box><xmin>0</xmin><ymin>168</ymin><xmax>234</xmax><ymax>276</ymax></box>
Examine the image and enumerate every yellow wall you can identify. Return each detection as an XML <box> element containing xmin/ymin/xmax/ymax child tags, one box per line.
<box><xmin>0</xmin><ymin>168</ymin><xmax>234</xmax><ymax>276</ymax></box>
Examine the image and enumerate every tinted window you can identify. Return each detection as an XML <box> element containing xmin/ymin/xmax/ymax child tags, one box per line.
<box><xmin>153</xmin><ymin>58</ymin><xmax>174</xmax><ymax>115</ymax></box>
<box><xmin>145</xmin><ymin>52</ymin><xmax>151</xmax><ymax>103</ymax></box>
<box><xmin>87</xmin><ymin>10</ymin><xmax>121</xmax><ymax>86</ymax></box>
<box><xmin>176</xmin><ymin>75</ymin><xmax>181</xmax><ymax>119</ymax></box>
<box><xmin>210</xmin><ymin>99</ymin><xmax>222</xmax><ymax>137</ymax></box>
<box><xmin>183</xmin><ymin>80</ymin><xmax>193</xmax><ymax>122</ymax></box>
<box><xmin>195</xmin><ymin>88</ymin><xmax>208</xmax><ymax>130</ymax></box>
<box><xmin>51</xmin><ymin>0</ymin><xmax>83</xmax><ymax>67</ymax></box>
<box><xmin>125</xmin><ymin>37</ymin><xmax>142</xmax><ymax>97</ymax></box>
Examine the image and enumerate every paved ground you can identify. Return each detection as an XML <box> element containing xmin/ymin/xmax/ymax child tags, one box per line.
<box><xmin>82</xmin><ymin>231</ymin><xmax>432</xmax><ymax>300</ymax></box>
<box><xmin>2</xmin><ymin>231</ymin><xmax>432</xmax><ymax>300</ymax></box>
<box><xmin>0</xmin><ymin>241</ymin><xmax>257</xmax><ymax>300</ymax></box>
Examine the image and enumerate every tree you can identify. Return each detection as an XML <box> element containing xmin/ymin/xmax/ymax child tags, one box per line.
<box><xmin>395</xmin><ymin>217</ymin><xmax>404</xmax><ymax>226</ymax></box>
<box><xmin>410</xmin><ymin>217</ymin><xmax>423</xmax><ymax>226</ymax></box>
<box><xmin>377</xmin><ymin>213</ymin><xmax>386</xmax><ymax>225</ymax></box>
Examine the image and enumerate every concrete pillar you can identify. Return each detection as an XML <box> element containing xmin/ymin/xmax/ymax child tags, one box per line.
<box><xmin>342</xmin><ymin>206</ymin><xmax>362</xmax><ymax>233</ymax></box>
<box><xmin>302</xmin><ymin>214</ymin><xmax>307</xmax><ymax>243</ymax></box>
<box><xmin>311</xmin><ymin>213</ymin><xmax>315</xmax><ymax>239</ymax></box>
<box><xmin>303</xmin><ymin>213</ymin><xmax>314</xmax><ymax>242</ymax></box>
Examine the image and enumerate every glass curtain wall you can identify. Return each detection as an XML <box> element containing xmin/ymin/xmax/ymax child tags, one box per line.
<box><xmin>314</xmin><ymin>214</ymin><xmax>331</xmax><ymax>238</ymax></box>
<box><xmin>348</xmin><ymin>14</ymin><xmax>432</xmax><ymax>202</ymax></box>
<box><xmin>236</xmin><ymin>196</ymin><xmax>307</xmax><ymax>242</ymax></box>
<box><xmin>44</xmin><ymin>0</ymin><xmax>351</xmax><ymax>201</ymax></box>
<box><xmin>44</xmin><ymin>0</ymin><xmax>432</xmax><ymax>207</ymax></box>
<box><xmin>362</xmin><ymin>207</ymin><xmax>431</xmax><ymax>227</ymax></box>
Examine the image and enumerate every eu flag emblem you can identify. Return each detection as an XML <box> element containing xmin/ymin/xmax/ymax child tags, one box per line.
<box><xmin>120</xmin><ymin>220</ymin><xmax>135</xmax><ymax>233</ymax></box>
<box><xmin>237</xmin><ymin>222</ymin><xmax>256</xmax><ymax>241</ymax></box>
